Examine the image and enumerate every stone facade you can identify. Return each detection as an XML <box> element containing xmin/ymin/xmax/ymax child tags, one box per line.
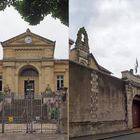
<box><xmin>122</xmin><ymin>70</ymin><xmax>140</xmax><ymax>129</ymax></box>
<box><xmin>69</xmin><ymin>61</ymin><xmax>127</xmax><ymax>137</ymax></box>
<box><xmin>69</xmin><ymin>27</ymin><xmax>140</xmax><ymax>138</ymax></box>
<box><xmin>0</xmin><ymin>29</ymin><xmax>69</xmax><ymax>135</ymax></box>
<box><xmin>0</xmin><ymin>29</ymin><xmax>69</xmax><ymax>96</ymax></box>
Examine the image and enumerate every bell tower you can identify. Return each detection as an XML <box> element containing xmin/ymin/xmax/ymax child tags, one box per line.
<box><xmin>75</xmin><ymin>27</ymin><xmax>90</xmax><ymax>65</ymax></box>
<box><xmin>70</xmin><ymin>27</ymin><xmax>112</xmax><ymax>74</ymax></box>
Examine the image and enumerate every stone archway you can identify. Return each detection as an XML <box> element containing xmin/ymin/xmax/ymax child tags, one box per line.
<box><xmin>122</xmin><ymin>70</ymin><xmax>140</xmax><ymax>130</ymax></box>
<box><xmin>18</xmin><ymin>65</ymin><xmax>39</xmax><ymax>95</ymax></box>
<box><xmin>132</xmin><ymin>95</ymin><xmax>140</xmax><ymax>128</ymax></box>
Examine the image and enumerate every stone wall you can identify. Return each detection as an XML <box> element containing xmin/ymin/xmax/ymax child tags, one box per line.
<box><xmin>69</xmin><ymin>61</ymin><xmax>127</xmax><ymax>137</ymax></box>
<box><xmin>122</xmin><ymin>70</ymin><xmax>140</xmax><ymax>129</ymax></box>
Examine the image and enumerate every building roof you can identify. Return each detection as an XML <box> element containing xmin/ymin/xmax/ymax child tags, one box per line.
<box><xmin>1</xmin><ymin>28</ymin><xmax>55</xmax><ymax>47</ymax></box>
<box><xmin>98</xmin><ymin>65</ymin><xmax>112</xmax><ymax>74</ymax></box>
<box><xmin>89</xmin><ymin>53</ymin><xmax>112</xmax><ymax>74</ymax></box>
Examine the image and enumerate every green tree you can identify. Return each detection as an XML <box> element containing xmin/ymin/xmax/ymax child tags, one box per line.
<box><xmin>0</xmin><ymin>0</ymin><xmax>68</xmax><ymax>26</ymax></box>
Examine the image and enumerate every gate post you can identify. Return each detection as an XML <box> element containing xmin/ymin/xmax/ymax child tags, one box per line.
<box><xmin>41</xmin><ymin>93</ymin><xmax>43</xmax><ymax>134</ymax></box>
<box><xmin>2</xmin><ymin>95</ymin><xmax>5</xmax><ymax>133</ymax></box>
<box><xmin>26</xmin><ymin>94</ymin><xmax>29</xmax><ymax>133</ymax></box>
<box><xmin>30</xmin><ymin>92</ymin><xmax>33</xmax><ymax>133</ymax></box>
<box><xmin>25</xmin><ymin>80</ymin><xmax>34</xmax><ymax>133</ymax></box>
<box><xmin>58</xmin><ymin>87</ymin><xmax>68</xmax><ymax>134</ymax></box>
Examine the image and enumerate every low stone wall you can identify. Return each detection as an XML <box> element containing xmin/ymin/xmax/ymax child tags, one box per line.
<box><xmin>0</xmin><ymin>123</ymin><xmax>57</xmax><ymax>133</ymax></box>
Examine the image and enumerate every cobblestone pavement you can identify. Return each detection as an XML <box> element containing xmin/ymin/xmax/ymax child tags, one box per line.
<box><xmin>0</xmin><ymin>133</ymin><xmax>68</xmax><ymax>140</ymax></box>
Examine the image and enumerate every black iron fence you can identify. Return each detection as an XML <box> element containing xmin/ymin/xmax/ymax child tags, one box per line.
<box><xmin>0</xmin><ymin>93</ymin><xmax>62</xmax><ymax>133</ymax></box>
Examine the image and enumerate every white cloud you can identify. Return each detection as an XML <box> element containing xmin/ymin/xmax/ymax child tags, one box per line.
<box><xmin>0</xmin><ymin>7</ymin><xmax>68</xmax><ymax>59</ymax></box>
<box><xmin>70</xmin><ymin>0</ymin><xmax>140</xmax><ymax>77</ymax></box>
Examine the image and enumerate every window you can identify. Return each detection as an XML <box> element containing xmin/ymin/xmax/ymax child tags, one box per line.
<box><xmin>20</xmin><ymin>68</ymin><xmax>38</xmax><ymax>76</ymax></box>
<box><xmin>57</xmin><ymin>75</ymin><xmax>64</xmax><ymax>90</ymax></box>
<box><xmin>0</xmin><ymin>76</ymin><xmax>2</xmax><ymax>91</ymax></box>
<box><xmin>24</xmin><ymin>80</ymin><xmax>34</xmax><ymax>93</ymax></box>
<box><xmin>81</xmin><ymin>33</ymin><xmax>85</xmax><ymax>42</ymax></box>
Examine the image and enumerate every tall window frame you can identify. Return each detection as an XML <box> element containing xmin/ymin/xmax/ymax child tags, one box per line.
<box><xmin>56</xmin><ymin>75</ymin><xmax>64</xmax><ymax>90</ymax></box>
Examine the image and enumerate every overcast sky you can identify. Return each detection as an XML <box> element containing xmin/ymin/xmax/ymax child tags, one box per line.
<box><xmin>70</xmin><ymin>0</ymin><xmax>140</xmax><ymax>77</ymax></box>
<box><xmin>0</xmin><ymin>6</ymin><xmax>68</xmax><ymax>59</ymax></box>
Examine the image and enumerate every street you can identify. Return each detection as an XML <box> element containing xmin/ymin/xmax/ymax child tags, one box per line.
<box><xmin>70</xmin><ymin>132</ymin><xmax>140</xmax><ymax>140</ymax></box>
<box><xmin>105</xmin><ymin>132</ymin><xmax>140</xmax><ymax>140</ymax></box>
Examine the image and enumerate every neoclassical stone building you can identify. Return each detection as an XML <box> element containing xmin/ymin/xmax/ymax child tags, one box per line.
<box><xmin>0</xmin><ymin>29</ymin><xmax>69</xmax><ymax>95</ymax></box>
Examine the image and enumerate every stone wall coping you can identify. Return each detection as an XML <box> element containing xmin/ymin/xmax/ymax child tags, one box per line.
<box><xmin>122</xmin><ymin>70</ymin><xmax>140</xmax><ymax>85</ymax></box>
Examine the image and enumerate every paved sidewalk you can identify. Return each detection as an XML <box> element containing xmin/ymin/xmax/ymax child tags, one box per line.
<box><xmin>70</xmin><ymin>130</ymin><xmax>137</xmax><ymax>140</ymax></box>
<box><xmin>0</xmin><ymin>133</ymin><xmax>68</xmax><ymax>140</ymax></box>
<box><xmin>93</xmin><ymin>130</ymin><xmax>136</xmax><ymax>140</ymax></box>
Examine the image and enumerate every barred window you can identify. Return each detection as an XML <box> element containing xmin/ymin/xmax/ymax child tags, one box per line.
<box><xmin>57</xmin><ymin>75</ymin><xmax>64</xmax><ymax>90</ymax></box>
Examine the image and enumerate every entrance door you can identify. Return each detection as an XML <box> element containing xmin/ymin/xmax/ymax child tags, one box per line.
<box><xmin>24</xmin><ymin>80</ymin><xmax>34</xmax><ymax>95</ymax></box>
<box><xmin>132</xmin><ymin>100</ymin><xmax>140</xmax><ymax>128</ymax></box>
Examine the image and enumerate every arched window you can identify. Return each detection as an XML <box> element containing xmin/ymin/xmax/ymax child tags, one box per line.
<box><xmin>20</xmin><ymin>68</ymin><xmax>38</xmax><ymax>76</ymax></box>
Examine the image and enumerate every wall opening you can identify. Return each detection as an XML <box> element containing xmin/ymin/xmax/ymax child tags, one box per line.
<box><xmin>18</xmin><ymin>65</ymin><xmax>39</xmax><ymax>95</ymax></box>
<box><xmin>132</xmin><ymin>95</ymin><xmax>140</xmax><ymax>128</ymax></box>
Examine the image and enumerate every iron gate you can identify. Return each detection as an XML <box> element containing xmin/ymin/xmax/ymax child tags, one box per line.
<box><xmin>0</xmin><ymin>93</ymin><xmax>61</xmax><ymax>133</ymax></box>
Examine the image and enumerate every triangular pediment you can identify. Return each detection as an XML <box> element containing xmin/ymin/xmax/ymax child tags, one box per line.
<box><xmin>1</xmin><ymin>29</ymin><xmax>55</xmax><ymax>47</ymax></box>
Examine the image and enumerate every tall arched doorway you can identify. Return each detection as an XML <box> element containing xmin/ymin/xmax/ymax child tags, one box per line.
<box><xmin>18</xmin><ymin>65</ymin><xmax>39</xmax><ymax>95</ymax></box>
<box><xmin>132</xmin><ymin>95</ymin><xmax>140</xmax><ymax>128</ymax></box>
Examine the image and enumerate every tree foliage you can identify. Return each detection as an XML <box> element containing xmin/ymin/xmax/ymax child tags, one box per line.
<box><xmin>0</xmin><ymin>0</ymin><xmax>68</xmax><ymax>26</ymax></box>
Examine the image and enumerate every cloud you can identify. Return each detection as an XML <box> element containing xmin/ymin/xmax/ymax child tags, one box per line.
<box><xmin>0</xmin><ymin>7</ymin><xmax>68</xmax><ymax>59</ymax></box>
<box><xmin>69</xmin><ymin>0</ymin><xmax>99</xmax><ymax>39</ymax></box>
<box><xmin>70</xmin><ymin>0</ymin><xmax>140</xmax><ymax>77</ymax></box>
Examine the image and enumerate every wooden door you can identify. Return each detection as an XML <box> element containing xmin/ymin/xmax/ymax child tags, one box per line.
<box><xmin>132</xmin><ymin>100</ymin><xmax>140</xmax><ymax>128</ymax></box>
